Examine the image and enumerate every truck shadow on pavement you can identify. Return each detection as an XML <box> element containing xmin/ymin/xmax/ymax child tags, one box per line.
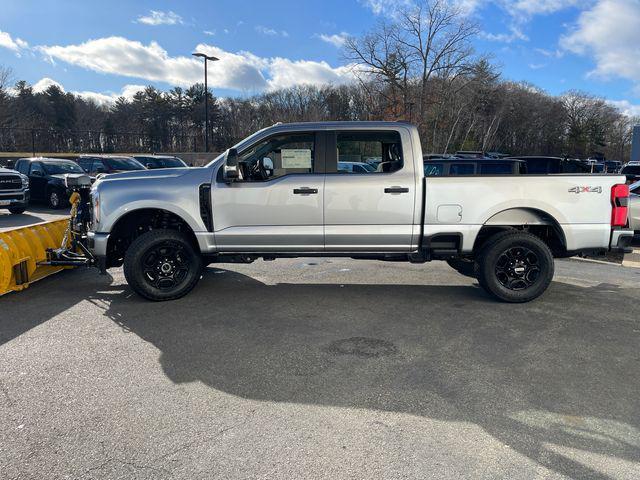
<box><xmin>95</xmin><ymin>267</ymin><xmax>640</xmax><ymax>480</ymax></box>
<box><xmin>2</xmin><ymin>267</ymin><xmax>638</xmax><ymax>479</ymax></box>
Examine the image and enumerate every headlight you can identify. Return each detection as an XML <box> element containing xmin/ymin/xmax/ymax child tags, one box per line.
<box><xmin>20</xmin><ymin>174</ymin><xmax>29</xmax><ymax>188</ymax></box>
<box><xmin>92</xmin><ymin>190</ymin><xmax>100</xmax><ymax>225</ymax></box>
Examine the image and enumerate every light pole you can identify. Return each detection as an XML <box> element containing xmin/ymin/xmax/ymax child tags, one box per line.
<box><xmin>192</xmin><ymin>52</ymin><xmax>219</xmax><ymax>152</ymax></box>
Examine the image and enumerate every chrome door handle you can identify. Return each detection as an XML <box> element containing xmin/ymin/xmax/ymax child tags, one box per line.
<box><xmin>384</xmin><ymin>186</ymin><xmax>409</xmax><ymax>194</ymax></box>
<box><xmin>293</xmin><ymin>187</ymin><xmax>318</xmax><ymax>195</ymax></box>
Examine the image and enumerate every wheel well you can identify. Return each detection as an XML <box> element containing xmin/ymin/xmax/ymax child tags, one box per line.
<box><xmin>473</xmin><ymin>212</ymin><xmax>567</xmax><ymax>257</ymax></box>
<box><xmin>106</xmin><ymin>209</ymin><xmax>198</xmax><ymax>268</ymax></box>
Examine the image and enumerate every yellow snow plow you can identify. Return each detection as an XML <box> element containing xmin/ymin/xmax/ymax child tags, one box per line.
<box><xmin>0</xmin><ymin>174</ymin><xmax>96</xmax><ymax>296</ymax></box>
<box><xmin>0</xmin><ymin>219</ymin><xmax>71</xmax><ymax>295</ymax></box>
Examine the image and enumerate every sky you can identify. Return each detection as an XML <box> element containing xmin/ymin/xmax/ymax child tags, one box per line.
<box><xmin>1</xmin><ymin>0</ymin><xmax>639</xmax><ymax>116</ymax></box>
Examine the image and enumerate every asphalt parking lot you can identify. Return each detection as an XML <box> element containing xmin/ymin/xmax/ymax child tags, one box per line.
<box><xmin>1</xmin><ymin>249</ymin><xmax>639</xmax><ymax>479</ymax></box>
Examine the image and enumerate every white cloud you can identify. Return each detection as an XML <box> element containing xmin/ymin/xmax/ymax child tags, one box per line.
<box><xmin>74</xmin><ymin>84</ymin><xmax>146</xmax><ymax>105</ymax></box>
<box><xmin>561</xmin><ymin>0</ymin><xmax>640</xmax><ymax>90</ymax></box>
<box><xmin>528</xmin><ymin>63</ymin><xmax>546</xmax><ymax>70</ymax></box>
<box><xmin>203</xmin><ymin>30</ymin><xmax>215</xmax><ymax>36</ymax></box>
<box><xmin>136</xmin><ymin>10</ymin><xmax>183</xmax><ymax>26</ymax></box>
<box><xmin>607</xmin><ymin>99</ymin><xmax>640</xmax><ymax>117</ymax></box>
<box><xmin>504</xmin><ymin>0</ymin><xmax>584</xmax><ymax>16</ymax></box>
<box><xmin>480</xmin><ymin>25</ymin><xmax>529</xmax><ymax>42</ymax></box>
<box><xmin>535</xmin><ymin>47</ymin><xmax>564</xmax><ymax>58</ymax></box>
<box><xmin>318</xmin><ymin>32</ymin><xmax>350</xmax><ymax>48</ymax></box>
<box><xmin>255</xmin><ymin>26</ymin><xmax>289</xmax><ymax>37</ymax></box>
<box><xmin>33</xmin><ymin>77</ymin><xmax>64</xmax><ymax>93</ymax></box>
<box><xmin>0</xmin><ymin>30</ymin><xmax>28</xmax><ymax>56</ymax></box>
<box><xmin>37</xmin><ymin>36</ymin><xmax>354</xmax><ymax>93</ymax></box>
<box><xmin>265</xmin><ymin>58</ymin><xmax>355</xmax><ymax>90</ymax></box>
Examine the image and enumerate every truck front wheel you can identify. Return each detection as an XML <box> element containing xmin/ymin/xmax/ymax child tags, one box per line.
<box><xmin>123</xmin><ymin>229</ymin><xmax>203</xmax><ymax>301</ymax></box>
<box><xmin>477</xmin><ymin>231</ymin><xmax>554</xmax><ymax>303</ymax></box>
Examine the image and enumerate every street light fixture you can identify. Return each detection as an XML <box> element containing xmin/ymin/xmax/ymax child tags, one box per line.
<box><xmin>192</xmin><ymin>52</ymin><xmax>219</xmax><ymax>152</ymax></box>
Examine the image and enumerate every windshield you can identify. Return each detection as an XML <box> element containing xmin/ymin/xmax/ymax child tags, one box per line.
<box><xmin>630</xmin><ymin>181</ymin><xmax>640</xmax><ymax>195</ymax></box>
<box><xmin>136</xmin><ymin>156</ymin><xmax>185</xmax><ymax>168</ymax></box>
<box><xmin>105</xmin><ymin>157</ymin><xmax>145</xmax><ymax>171</ymax></box>
<box><xmin>42</xmin><ymin>162</ymin><xmax>84</xmax><ymax>175</ymax></box>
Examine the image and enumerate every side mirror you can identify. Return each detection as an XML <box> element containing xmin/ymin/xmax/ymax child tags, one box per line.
<box><xmin>223</xmin><ymin>148</ymin><xmax>240</xmax><ymax>181</ymax></box>
<box><xmin>95</xmin><ymin>166</ymin><xmax>107</xmax><ymax>173</ymax></box>
<box><xmin>31</xmin><ymin>170</ymin><xmax>43</xmax><ymax>177</ymax></box>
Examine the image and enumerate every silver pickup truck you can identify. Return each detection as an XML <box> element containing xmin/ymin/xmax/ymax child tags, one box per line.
<box><xmin>87</xmin><ymin>122</ymin><xmax>634</xmax><ymax>303</ymax></box>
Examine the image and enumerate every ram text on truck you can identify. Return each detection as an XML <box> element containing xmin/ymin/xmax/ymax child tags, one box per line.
<box><xmin>85</xmin><ymin>122</ymin><xmax>634</xmax><ymax>303</ymax></box>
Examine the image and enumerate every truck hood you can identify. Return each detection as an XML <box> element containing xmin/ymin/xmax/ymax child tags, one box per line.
<box><xmin>96</xmin><ymin>167</ymin><xmax>194</xmax><ymax>183</ymax></box>
<box><xmin>0</xmin><ymin>167</ymin><xmax>19</xmax><ymax>175</ymax></box>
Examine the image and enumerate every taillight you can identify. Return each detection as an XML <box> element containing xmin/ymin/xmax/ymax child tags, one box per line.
<box><xmin>611</xmin><ymin>183</ymin><xmax>629</xmax><ymax>227</ymax></box>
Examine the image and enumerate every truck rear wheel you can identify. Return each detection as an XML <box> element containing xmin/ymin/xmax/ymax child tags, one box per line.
<box><xmin>477</xmin><ymin>231</ymin><xmax>554</xmax><ymax>303</ymax></box>
<box><xmin>446</xmin><ymin>258</ymin><xmax>477</xmax><ymax>278</ymax></box>
<box><xmin>123</xmin><ymin>229</ymin><xmax>203</xmax><ymax>301</ymax></box>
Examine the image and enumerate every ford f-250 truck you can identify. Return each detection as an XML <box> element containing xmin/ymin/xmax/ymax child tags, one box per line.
<box><xmin>86</xmin><ymin>122</ymin><xmax>634</xmax><ymax>303</ymax></box>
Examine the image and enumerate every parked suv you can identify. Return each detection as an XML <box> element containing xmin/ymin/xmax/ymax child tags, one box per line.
<box><xmin>75</xmin><ymin>155</ymin><xmax>145</xmax><ymax>176</ymax></box>
<box><xmin>0</xmin><ymin>166</ymin><xmax>29</xmax><ymax>214</ymax></box>
<box><xmin>14</xmin><ymin>157</ymin><xmax>85</xmax><ymax>209</ymax></box>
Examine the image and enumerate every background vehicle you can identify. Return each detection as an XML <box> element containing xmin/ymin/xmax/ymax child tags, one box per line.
<box><xmin>0</xmin><ymin>166</ymin><xmax>29</xmax><ymax>214</ymax></box>
<box><xmin>338</xmin><ymin>161</ymin><xmax>377</xmax><ymax>173</ymax></box>
<box><xmin>132</xmin><ymin>155</ymin><xmax>188</xmax><ymax>169</ymax></box>
<box><xmin>455</xmin><ymin>150</ymin><xmax>485</xmax><ymax>158</ymax></box>
<box><xmin>423</xmin><ymin>157</ymin><xmax>526</xmax><ymax>176</ymax></box>
<box><xmin>14</xmin><ymin>157</ymin><xmax>83</xmax><ymax>208</ymax></box>
<box><xmin>86</xmin><ymin>122</ymin><xmax>633</xmax><ymax>304</ymax></box>
<box><xmin>75</xmin><ymin>155</ymin><xmax>145</xmax><ymax>176</ymax></box>
<box><xmin>605</xmin><ymin>160</ymin><xmax>622</xmax><ymax>173</ymax></box>
<box><xmin>621</xmin><ymin>164</ymin><xmax>640</xmax><ymax>183</ymax></box>
<box><xmin>508</xmin><ymin>156</ymin><xmax>591</xmax><ymax>174</ymax></box>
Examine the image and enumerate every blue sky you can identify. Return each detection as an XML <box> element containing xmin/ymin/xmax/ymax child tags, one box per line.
<box><xmin>1</xmin><ymin>0</ymin><xmax>639</xmax><ymax>115</ymax></box>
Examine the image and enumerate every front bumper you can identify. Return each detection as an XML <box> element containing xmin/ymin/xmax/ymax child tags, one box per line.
<box><xmin>0</xmin><ymin>189</ymin><xmax>30</xmax><ymax>208</ymax></box>
<box><xmin>88</xmin><ymin>231</ymin><xmax>110</xmax><ymax>257</ymax></box>
<box><xmin>610</xmin><ymin>229</ymin><xmax>635</xmax><ymax>253</ymax></box>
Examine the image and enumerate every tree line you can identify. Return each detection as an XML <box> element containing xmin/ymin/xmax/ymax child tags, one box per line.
<box><xmin>0</xmin><ymin>0</ymin><xmax>636</xmax><ymax>160</ymax></box>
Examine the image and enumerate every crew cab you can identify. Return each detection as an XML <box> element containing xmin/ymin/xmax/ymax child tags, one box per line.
<box><xmin>87</xmin><ymin>122</ymin><xmax>634</xmax><ymax>303</ymax></box>
<box><xmin>0</xmin><ymin>166</ymin><xmax>29</xmax><ymax>214</ymax></box>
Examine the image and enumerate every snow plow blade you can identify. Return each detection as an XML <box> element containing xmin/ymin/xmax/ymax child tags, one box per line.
<box><xmin>0</xmin><ymin>219</ymin><xmax>71</xmax><ymax>296</ymax></box>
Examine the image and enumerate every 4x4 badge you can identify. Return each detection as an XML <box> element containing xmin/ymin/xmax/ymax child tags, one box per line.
<box><xmin>568</xmin><ymin>186</ymin><xmax>602</xmax><ymax>194</ymax></box>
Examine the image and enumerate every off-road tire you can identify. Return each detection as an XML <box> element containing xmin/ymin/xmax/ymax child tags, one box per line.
<box><xmin>446</xmin><ymin>258</ymin><xmax>477</xmax><ymax>278</ymax></box>
<box><xmin>123</xmin><ymin>229</ymin><xmax>203</xmax><ymax>301</ymax></box>
<box><xmin>476</xmin><ymin>230</ymin><xmax>554</xmax><ymax>303</ymax></box>
<box><xmin>8</xmin><ymin>206</ymin><xmax>26</xmax><ymax>214</ymax></box>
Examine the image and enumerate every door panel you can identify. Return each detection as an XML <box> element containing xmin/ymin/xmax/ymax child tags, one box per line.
<box><xmin>324</xmin><ymin>172</ymin><xmax>415</xmax><ymax>250</ymax></box>
<box><xmin>212</xmin><ymin>174</ymin><xmax>324</xmax><ymax>251</ymax></box>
